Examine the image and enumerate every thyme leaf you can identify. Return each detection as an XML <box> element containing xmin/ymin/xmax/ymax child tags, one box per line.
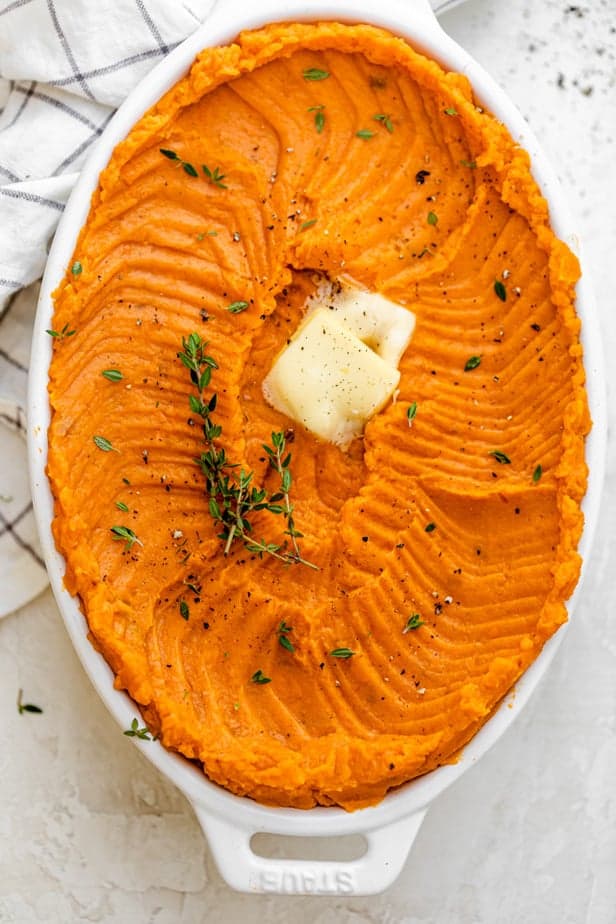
<box><xmin>403</xmin><ymin>613</ymin><xmax>424</xmax><ymax>633</ymax></box>
<box><xmin>110</xmin><ymin>525</ymin><xmax>143</xmax><ymax>550</ymax></box>
<box><xmin>373</xmin><ymin>112</ymin><xmax>393</xmax><ymax>132</ymax></box>
<box><xmin>278</xmin><ymin>620</ymin><xmax>295</xmax><ymax>652</ymax></box>
<box><xmin>303</xmin><ymin>67</ymin><xmax>329</xmax><ymax>81</ymax></box>
<box><xmin>356</xmin><ymin>129</ymin><xmax>376</xmax><ymax>139</ymax></box>
<box><xmin>17</xmin><ymin>689</ymin><xmax>43</xmax><ymax>714</ymax></box>
<box><xmin>71</xmin><ymin>261</ymin><xmax>82</xmax><ymax>276</ymax></box>
<box><xmin>330</xmin><ymin>648</ymin><xmax>355</xmax><ymax>659</ymax></box>
<box><xmin>251</xmin><ymin>669</ymin><xmax>271</xmax><ymax>684</ymax></box>
<box><xmin>533</xmin><ymin>464</ymin><xmax>543</xmax><ymax>483</ymax></box>
<box><xmin>102</xmin><ymin>369</ymin><xmax>123</xmax><ymax>382</ymax></box>
<box><xmin>228</xmin><ymin>300</ymin><xmax>249</xmax><ymax>314</ymax></box>
<box><xmin>489</xmin><ymin>450</ymin><xmax>511</xmax><ymax>465</ymax></box>
<box><xmin>464</xmin><ymin>355</ymin><xmax>482</xmax><ymax>371</ymax></box>
<box><xmin>407</xmin><ymin>402</ymin><xmax>418</xmax><ymax>425</ymax></box>
<box><xmin>93</xmin><ymin>435</ymin><xmax>119</xmax><ymax>453</ymax></box>
<box><xmin>159</xmin><ymin>148</ymin><xmax>198</xmax><ymax>178</ymax></box>
<box><xmin>123</xmin><ymin>717</ymin><xmax>152</xmax><ymax>740</ymax></box>
<box><xmin>308</xmin><ymin>104</ymin><xmax>325</xmax><ymax>132</ymax></box>
<box><xmin>427</xmin><ymin>211</ymin><xmax>438</xmax><ymax>226</ymax></box>
<box><xmin>202</xmin><ymin>164</ymin><xmax>227</xmax><ymax>188</ymax></box>
<box><xmin>494</xmin><ymin>279</ymin><xmax>507</xmax><ymax>301</ymax></box>
<box><xmin>46</xmin><ymin>322</ymin><xmax>76</xmax><ymax>340</ymax></box>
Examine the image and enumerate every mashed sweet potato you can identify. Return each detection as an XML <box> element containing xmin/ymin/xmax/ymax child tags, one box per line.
<box><xmin>47</xmin><ymin>22</ymin><xmax>590</xmax><ymax>810</ymax></box>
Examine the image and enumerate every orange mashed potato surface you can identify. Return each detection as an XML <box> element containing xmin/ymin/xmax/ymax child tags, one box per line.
<box><xmin>48</xmin><ymin>22</ymin><xmax>589</xmax><ymax>810</ymax></box>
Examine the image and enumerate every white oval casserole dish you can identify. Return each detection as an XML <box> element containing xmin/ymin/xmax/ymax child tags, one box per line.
<box><xmin>28</xmin><ymin>0</ymin><xmax>606</xmax><ymax>896</ymax></box>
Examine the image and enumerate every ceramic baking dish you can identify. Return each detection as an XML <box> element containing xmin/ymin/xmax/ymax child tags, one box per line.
<box><xmin>28</xmin><ymin>0</ymin><xmax>606</xmax><ymax>896</ymax></box>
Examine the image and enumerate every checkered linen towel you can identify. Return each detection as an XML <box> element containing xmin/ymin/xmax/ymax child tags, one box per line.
<box><xmin>0</xmin><ymin>0</ymin><xmax>215</xmax><ymax>617</ymax></box>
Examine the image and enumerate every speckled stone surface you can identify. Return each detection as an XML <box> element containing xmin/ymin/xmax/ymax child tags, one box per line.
<box><xmin>1</xmin><ymin>1</ymin><xmax>615</xmax><ymax>921</ymax></box>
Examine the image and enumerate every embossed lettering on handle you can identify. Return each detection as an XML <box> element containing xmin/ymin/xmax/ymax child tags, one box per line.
<box><xmin>257</xmin><ymin>866</ymin><xmax>357</xmax><ymax>895</ymax></box>
<box><xmin>193</xmin><ymin>808</ymin><xmax>427</xmax><ymax>896</ymax></box>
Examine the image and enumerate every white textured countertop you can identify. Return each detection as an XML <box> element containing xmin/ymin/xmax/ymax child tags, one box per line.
<box><xmin>2</xmin><ymin>1</ymin><xmax>615</xmax><ymax>921</ymax></box>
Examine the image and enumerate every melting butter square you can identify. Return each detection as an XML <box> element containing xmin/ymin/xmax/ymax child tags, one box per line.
<box><xmin>263</xmin><ymin>307</ymin><xmax>401</xmax><ymax>446</ymax></box>
<box><xmin>317</xmin><ymin>284</ymin><xmax>416</xmax><ymax>368</ymax></box>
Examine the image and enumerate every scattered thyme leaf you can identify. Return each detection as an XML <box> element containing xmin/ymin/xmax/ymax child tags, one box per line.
<box><xmin>427</xmin><ymin>211</ymin><xmax>438</xmax><ymax>226</ymax></box>
<box><xmin>403</xmin><ymin>613</ymin><xmax>424</xmax><ymax>633</ymax></box>
<box><xmin>228</xmin><ymin>300</ymin><xmax>249</xmax><ymax>314</ymax></box>
<box><xmin>17</xmin><ymin>689</ymin><xmax>43</xmax><ymax>714</ymax></box>
<box><xmin>494</xmin><ymin>279</ymin><xmax>507</xmax><ymax>301</ymax></box>
<box><xmin>533</xmin><ymin>464</ymin><xmax>543</xmax><ymax>483</ymax></box>
<box><xmin>407</xmin><ymin>402</ymin><xmax>418</xmax><ymax>425</ymax></box>
<box><xmin>93</xmin><ymin>435</ymin><xmax>119</xmax><ymax>453</ymax></box>
<box><xmin>308</xmin><ymin>104</ymin><xmax>325</xmax><ymax>132</ymax></box>
<box><xmin>115</xmin><ymin>501</ymin><xmax>129</xmax><ymax>512</ymax></box>
<box><xmin>251</xmin><ymin>669</ymin><xmax>271</xmax><ymax>684</ymax></box>
<box><xmin>464</xmin><ymin>355</ymin><xmax>482</xmax><ymax>371</ymax></box>
<box><xmin>444</xmin><ymin>106</ymin><xmax>458</xmax><ymax>116</ymax></box>
<box><xmin>489</xmin><ymin>450</ymin><xmax>511</xmax><ymax>465</ymax></box>
<box><xmin>110</xmin><ymin>525</ymin><xmax>143</xmax><ymax>550</ymax></box>
<box><xmin>300</xmin><ymin>218</ymin><xmax>317</xmax><ymax>230</ymax></box>
<box><xmin>46</xmin><ymin>322</ymin><xmax>76</xmax><ymax>340</ymax></box>
<box><xmin>303</xmin><ymin>67</ymin><xmax>329</xmax><ymax>81</ymax></box>
<box><xmin>123</xmin><ymin>717</ymin><xmax>152</xmax><ymax>740</ymax></box>
<box><xmin>71</xmin><ymin>261</ymin><xmax>82</xmax><ymax>276</ymax></box>
<box><xmin>278</xmin><ymin>620</ymin><xmax>295</xmax><ymax>652</ymax></box>
<box><xmin>356</xmin><ymin>129</ymin><xmax>376</xmax><ymax>139</ymax></box>
<box><xmin>330</xmin><ymin>648</ymin><xmax>355</xmax><ymax>659</ymax></box>
<box><xmin>373</xmin><ymin>113</ymin><xmax>393</xmax><ymax>132</ymax></box>
<box><xmin>102</xmin><ymin>369</ymin><xmax>123</xmax><ymax>382</ymax></box>
<box><xmin>179</xmin><ymin>599</ymin><xmax>190</xmax><ymax>620</ymax></box>
<box><xmin>159</xmin><ymin>148</ymin><xmax>199</xmax><ymax>178</ymax></box>
<box><xmin>202</xmin><ymin>164</ymin><xmax>227</xmax><ymax>188</ymax></box>
<box><xmin>425</xmin><ymin>522</ymin><xmax>436</xmax><ymax>533</ymax></box>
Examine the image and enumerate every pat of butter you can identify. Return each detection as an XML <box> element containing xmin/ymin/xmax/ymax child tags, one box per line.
<box><xmin>263</xmin><ymin>307</ymin><xmax>402</xmax><ymax>447</ymax></box>
<box><xmin>318</xmin><ymin>284</ymin><xmax>416</xmax><ymax>368</ymax></box>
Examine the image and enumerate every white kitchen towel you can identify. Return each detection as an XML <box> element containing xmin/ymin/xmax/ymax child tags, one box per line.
<box><xmin>0</xmin><ymin>0</ymin><xmax>215</xmax><ymax>617</ymax></box>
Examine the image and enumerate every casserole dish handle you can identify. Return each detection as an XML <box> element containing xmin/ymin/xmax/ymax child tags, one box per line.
<box><xmin>194</xmin><ymin>807</ymin><xmax>427</xmax><ymax>895</ymax></box>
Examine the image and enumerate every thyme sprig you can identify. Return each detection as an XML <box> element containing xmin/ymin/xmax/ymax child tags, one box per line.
<box><xmin>17</xmin><ymin>689</ymin><xmax>43</xmax><ymax>714</ymax></box>
<box><xmin>202</xmin><ymin>164</ymin><xmax>227</xmax><ymax>188</ymax></box>
<box><xmin>278</xmin><ymin>620</ymin><xmax>295</xmax><ymax>652</ymax></box>
<box><xmin>160</xmin><ymin>148</ymin><xmax>198</xmax><ymax>177</ymax></box>
<box><xmin>110</xmin><ymin>525</ymin><xmax>143</xmax><ymax>550</ymax></box>
<box><xmin>178</xmin><ymin>333</ymin><xmax>318</xmax><ymax>570</ymax></box>
<box><xmin>123</xmin><ymin>717</ymin><xmax>153</xmax><ymax>740</ymax></box>
<box><xmin>46</xmin><ymin>322</ymin><xmax>76</xmax><ymax>340</ymax></box>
